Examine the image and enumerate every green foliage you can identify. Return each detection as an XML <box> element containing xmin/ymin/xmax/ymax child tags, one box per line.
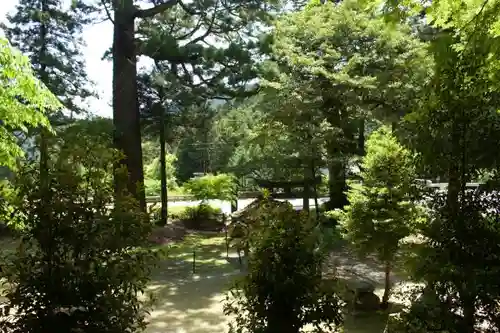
<box><xmin>267</xmin><ymin>0</ymin><xmax>432</xmax><ymax>122</ymax></box>
<box><xmin>0</xmin><ymin>137</ymin><xmax>158</xmax><ymax>333</ymax></box>
<box><xmin>144</xmin><ymin>154</ymin><xmax>178</xmax><ymax>183</ymax></box>
<box><xmin>148</xmin><ymin>204</ymin><xmax>220</xmax><ymax>222</ymax></box>
<box><xmin>224</xmin><ymin>200</ymin><xmax>343</xmax><ymax>333</ymax></box>
<box><xmin>249</xmin><ymin>0</ymin><xmax>431</xmax><ymax>208</ymax></box>
<box><xmin>394</xmin><ymin>191</ymin><xmax>500</xmax><ymax>332</ymax></box>
<box><xmin>184</xmin><ymin>173</ymin><xmax>237</xmax><ymax>201</ymax></box>
<box><xmin>334</xmin><ymin>126</ymin><xmax>419</xmax><ymax>261</ymax></box>
<box><xmin>173</xmin><ymin>104</ymin><xmax>218</xmax><ymax>182</ymax></box>
<box><xmin>143</xmin><ymin>152</ymin><xmax>179</xmax><ymax>195</ymax></box>
<box><xmin>0</xmin><ymin>38</ymin><xmax>59</xmax><ymax>169</ymax></box>
<box><xmin>0</xmin><ymin>180</ymin><xmax>23</xmax><ymax>234</ymax></box>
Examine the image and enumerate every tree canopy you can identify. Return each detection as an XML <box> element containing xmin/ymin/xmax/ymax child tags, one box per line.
<box><xmin>0</xmin><ymin>38</ymin><xmax>59</xmax><ymax>169</ymax></box>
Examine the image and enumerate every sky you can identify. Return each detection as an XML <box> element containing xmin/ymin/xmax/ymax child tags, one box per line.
<box><xmin>0</xmin><ymin>0</ymin><xmax>114</xmax><ymax>118</ymax></box>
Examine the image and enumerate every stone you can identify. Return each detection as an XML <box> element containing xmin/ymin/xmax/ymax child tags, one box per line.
<box><xmin>355</xmin><ymin>291</ymin><xmax>381</xmax><ymax>311</ymax></box>
<box><xmin>354</xmin><ymin>280</ymin><xmax>376</xmax><ymax>294</ymax></box>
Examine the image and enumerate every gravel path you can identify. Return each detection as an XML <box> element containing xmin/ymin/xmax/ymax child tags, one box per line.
<box><xmin>145</xmin><ymin>245</ymin><xmax>414</xmax><ymax>333</ymax></box>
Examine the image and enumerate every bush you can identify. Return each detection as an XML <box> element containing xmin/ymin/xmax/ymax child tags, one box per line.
<box><xmin>224</xmin><ymin>199</ymin><xmax>343</xmax><ymax>333</ymax></box>
<box><xmin>184</xmin><ymin>173</ymin><xmax>237</xmax><ymax>202</ymax></box>
<box><xmin>144</xmin><ymin>154</ymin><xmax>178</xmax><ymax>185</ymax></box>
<box><xmin>148</xmin><ymin>204</ymin><xmax>223</xmax><ymax>231</ymax></box>
<box><xmin>144</xmin><ymin>178</ymin><xmax>161</xmax><ymax>196</ymax></box>
<box><xmin>144</xmin><ymin>178</ymin><xmax>179</xmax><ymax>196</ymax></box>
<box><xmin>0</xmin><ymin>141</ymin><xmax>158</xmax><ymax>333</ymax></box>
<box><xmin>393</xmin><ymin>190</ymin><xmax>500</xmax><ymax>333</ymax></box>
<box><xmin>181</xmin><ymin>204</ymin><xmax>223</xmax><ymax>231</ymax></box>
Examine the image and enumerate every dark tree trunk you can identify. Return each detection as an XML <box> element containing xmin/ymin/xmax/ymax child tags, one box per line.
<box><xmin>302</xmin><ymin>167</ymin><xmax>310</xmax><ymax>212</ymax></box>
<box><xmin>322</xmin><ymin>94</ymin><xmax>349</xmax><ymax>212</ymax></box>
<box><xmin>447</xmin><ymin>120</ymin><xmax>462</xmax><ymax>219</ymax></box>
<box><xmin>159</xmin><ymin>105</ymin><xmax>168</xmax><ymax>226</ymax></box>
<box><xmin>327</xmin><ymin>159</ymin><xmax>347</xmax><ymax>210</ymax></box>
<box><xmin>358</xmin><ymin>117</ymin><xmax>365</xmax><ymax>155</ymax></box>
<box><xmin>381</xmin><ymin>261</ymin><xmax>392</xmax><ymax>310</ymax></box>
<box><xmin>38</xmin><ymin>0</ymin><xmax>49</xmax><ymax>190</ymax></box>
<box><xmin>460</xmin><ymin>291</ymin><xmax>476</xmax><ymax>333</ymax></box>
<box><xmin>311</xmin><ymin>159</ymin><xmax>319</xmax><ymax>220</ymax></box>
<box><xmin>391</xmin><ymin>121</ymin><xmax>398</xmax><ymax>133</ymax></box>
<box><xmin>112</xmin><ymin>0</ymin><xmax>146</xmax><ymax>212</ymax></box>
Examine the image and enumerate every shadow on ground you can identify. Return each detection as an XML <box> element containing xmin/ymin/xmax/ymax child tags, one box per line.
<box><xmin>145</xmin><ymin>232</ymin><xmax>408</xmax><ymax>333</ymax></box>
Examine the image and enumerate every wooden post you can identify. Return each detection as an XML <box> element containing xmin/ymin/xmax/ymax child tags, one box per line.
<box><xmin>224</xmin><ymin>214</ymin><xmax>229</xmax><ymax>259</ymax></box>
<box><xmin>192</xmin><ymin>250</ymin><xmax>196</xmax><ymax>274</ymax></box>
<box><xmin>303</xmin><ymin>168</ymin><xmax>310</xmax><ymax>212</ymax></box>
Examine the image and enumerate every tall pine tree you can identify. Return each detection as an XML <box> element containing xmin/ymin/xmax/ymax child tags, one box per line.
<box><xmin>2</xmin><ymin>0</ymin><xmax>94</xmax><ymax>117</ymax></box>
<box><xmin>99</xmin><ymin>0</ymin><xmax>279</xmax><ymax>213</ymax></box>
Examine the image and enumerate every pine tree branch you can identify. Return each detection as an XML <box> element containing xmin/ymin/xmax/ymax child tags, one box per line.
<box><xmin>135</xmin><ymin>0</ymin><xmax>179</xmax><ymax>18</ymax></box>
<box><xmin>101</xmin><ymin>0</ymin><xmax>115</xmax><ymax>24</ymax></box>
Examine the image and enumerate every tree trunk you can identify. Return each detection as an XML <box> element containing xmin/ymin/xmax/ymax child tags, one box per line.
<box><xmin>447</xmin><ymin>120</ymin><xmax>462</xmax><ymax>219</ymax></box>
<box><xmin>159</xmin><ymin>105</ymin><xmax>168</xmax><ymax>226</ymax></box>
<box><xmin>327</xmin><ymin>159</ymin><xmax>347</xmax><ymax>210</ymax></box>
<box><xmin>311</xmin><ymin>159</ymin><xmax>319</xmax><ymax>220</ymax></box>
<box><xmin>460</xmin><ymin>292</ymin><xmax>476</xmax><ymax>333</ymax></box>
<box><xmin>391</xmin><ymin>121</ymin><xmax>398</xmax><ymax>133</ymax></box>
<box><xmin>38</xmin><ymin>0</ymin><xmax>49</xmax><ymax>190</ymax></box>
<box><xmin>381</xmin><ymin>261</ymin><xmax>391</xmax><ymax>309</ymax></box>
<box><xmin>302</xmin><ymin>167</ymin><xmax>310</xmax><ymax>212</ymax></box>
<box><xmin>112</xmin><ymin>0</ymin><xmax>146</xmax><ymax>212</ymax></box>
<box><xmin>358</xmin><ymin>117</ymin><xmax>365</xmax><ymax>155</ymax></box>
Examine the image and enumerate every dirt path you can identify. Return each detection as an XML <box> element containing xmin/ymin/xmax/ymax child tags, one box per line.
<box><xmin>145</xmin><ymin>241</ymin><xmax>412</xmax><ymax>333</ymax></box>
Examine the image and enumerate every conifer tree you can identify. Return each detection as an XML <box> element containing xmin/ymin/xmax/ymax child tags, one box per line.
<box><xmin>2</xmin><ymin>0</ymin><xmax>94</xmax><ymax>117</ymax></box>
<box><xmin>99</xmin><ymin>0</ymin><xmax>278</xmax><ymax>212</ymax></box>
<box><xmin>336</xmin><ymin>126</ymin><xmax>421</xmax><ymax>309</ymax></box>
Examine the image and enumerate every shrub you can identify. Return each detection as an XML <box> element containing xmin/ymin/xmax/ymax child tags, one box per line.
<box><xmin>184</xmin><ymin>173</ymin><xmax>237</xmax><ymax>202</ymax></box>
<box><xmin>181</xmin><ymin>204</ymin><xmax>223</xmax><ymax>231</ymax></box>
<box><xmin>144</xmin><ymin>154</ymin><xmax>178</xmax><ymax>187</ymax></box>
<box><xmin>391</xmin><ymin>190</ymin><xmax>500</xmax><ymax>333</ymax></box>
<box><xmin>224</xmin><ymin>199</ymin><xmax>343</xmax><ymax>333</ymax></box>
<box><xmin>144</xmin><ymin>178</ymin><xmax>179</xmax><ymax>196</ymax></box>
<box><xmin>148</xmin><ymin>204</ymin><xmax>223</xmax><ymax>231</ymax></box>
<box><xmin>144</xmin><ymin>178</ymin><xmax>161</xmax><ymax>196</ymax></box>
<box><xmin>0</xmin><ymin>140</ymin><xmax>158</xmax><ymax>333</ymax></box>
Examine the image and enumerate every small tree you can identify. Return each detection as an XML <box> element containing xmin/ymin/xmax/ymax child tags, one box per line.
<box><xmin>0</xmin><ymin>129</ymin><xmax>158</xmax><ymax>333</ymax></box>
<box><xmin>224</xmin><ymin>199</ymin><xmax>343</xmax><ymax>333</ymax></box>
<box><xmin>335</xmin><ymin>126</ymin><xmax>420</xmax><ymax>309</ymax></box>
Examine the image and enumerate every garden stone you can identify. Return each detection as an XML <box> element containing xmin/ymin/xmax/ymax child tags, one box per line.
<box><xmin>354</xmin><ymin>280</ymin><xmax>376</xmax><ymax>294</ymax></box>
<box><xmin>355</xmin><ymin>290</ymin><xmax>381</xmax><ymax>311</ymax></box>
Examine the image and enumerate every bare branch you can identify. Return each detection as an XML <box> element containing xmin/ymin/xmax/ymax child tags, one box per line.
<box><xmin>135</xmin><ymin>0</ymin><xmax>178</xmax><ymax>18</ymax></box>
<box><xmin>176</xmin><ymin>17</ymin><xmax>204</xmax><ymax>41</ymax></box>
<box><xmin>178</xmin><ymin>1</ymin><xmax>204</xmax><ymax>16</ymax></box>
<box><xmin>100</xmin><ymin>0</ymin><xmax>114</xmax><ymax>24</ymax></box>
<box><xmin>185</xmin><ymin>0</ymin><xmax>219</xmax><ymax>46</ymax></box>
